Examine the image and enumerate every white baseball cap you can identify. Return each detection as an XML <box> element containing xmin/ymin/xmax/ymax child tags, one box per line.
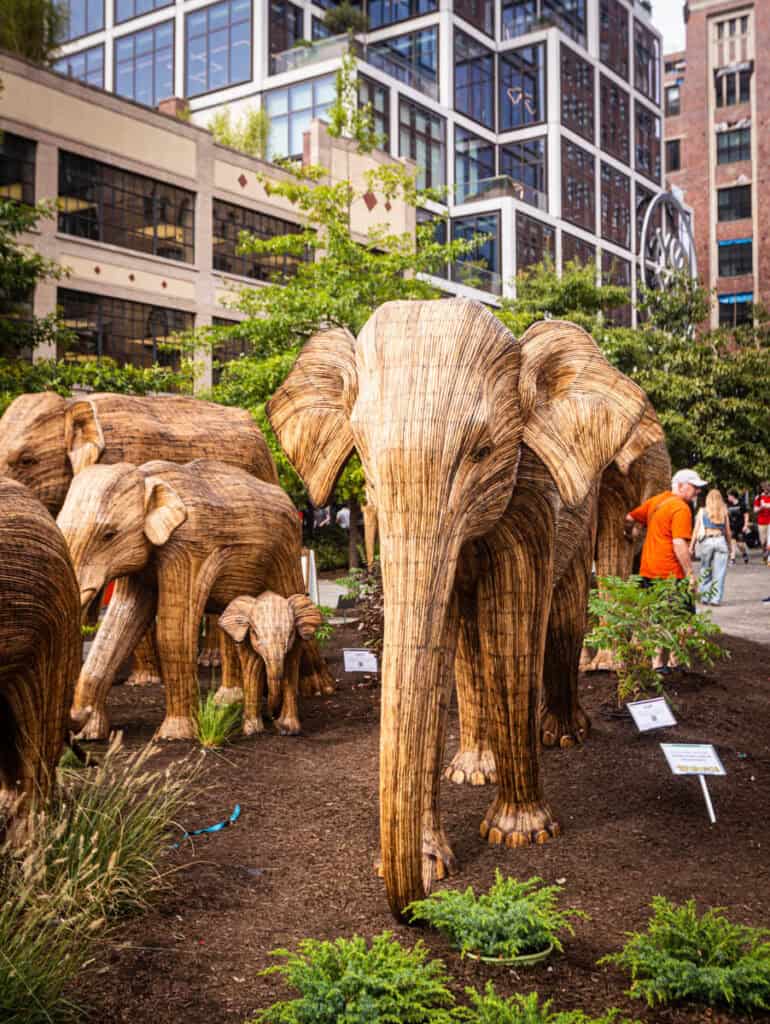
<box><xmin>672</xmin><ymin>468</ymin><xmax>708</xmax><ymax>489</ymax></box>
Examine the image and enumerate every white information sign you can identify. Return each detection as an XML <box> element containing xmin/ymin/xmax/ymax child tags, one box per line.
<box><xmin>343</xmin><ymin>649</ymin><xmax>379</xmax><ymax>673</ymax></box>
<box><xmin>300</xmin><ymin>549</ymin><xmax>320</xmax><ymax>605</ymax></box>
<box><xmin>660</xmin><ymin>743</ymin><xmax>726</xmax><ymax>776</ymax></box>
<box><xmin>627</xmin><ymin>697</ymin><xmax>677</xmax><ymax>732</ymax></box>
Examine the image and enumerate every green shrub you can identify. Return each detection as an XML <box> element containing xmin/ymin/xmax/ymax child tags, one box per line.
<box><xmin>312</xmin><ymin>525</ymin><xmax>349</xmax><ymax>571</ymax></box>
<box><xmin>406</xmin><ymin>872</ymin><xmax>587</xmax><ymax>960</ymax></box>
<box><xmin>314</xmin><ymin>605</ymin><xmax>335</xmax><ymax>645</ymax></box>
<box><xmin>249</xmin><ymin>932</ymin><xmax>456</xmax><ymax>1023</ymax></box>
<box><xmin>455</xmin><ymin>987</ymin><xmax>637</xmax><ymax>1024</ymax></box>
<box><xmin>599</xmin><ymin>896</ymin><xmax>770</xmax><ymax>1010</ymax></box>
<box><xmin>196</xmin><ymin>690</ymin><xmax>243</xmax><ymax>749</ymax></box>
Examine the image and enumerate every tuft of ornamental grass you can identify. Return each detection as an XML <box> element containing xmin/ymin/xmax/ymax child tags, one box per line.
<box><xmin>195</xmin><ymin>690</ymin><xmax>243</xmax><ymax>749</ymax></box>
<box><xmin>455</xmin><ymin>986</ymin><xmax>640</xmax><ymax>1024</ymax></box>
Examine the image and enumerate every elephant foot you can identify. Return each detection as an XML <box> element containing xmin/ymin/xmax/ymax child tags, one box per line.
<box><xmin>586</xmin><ymin>648</ymin><xmax>617</xmax><ymax>673</ymax></box>
<box><xmin>243</xmin><ymin>716</ymin><xmax>264</xmax><ymax>737</ymax></box>
<box><xmin>373</xmin><ymin>827</ymin><xmax>458</xmax><ymax>889</ymax></box>
<box><xmin>299</xmin><ymin>667</ymin><xmax>336</xmax><ymax>698</ymax></box>
<box><xmin>480</xmin><ymin>798</ymin><xmax>560</xmax><ymax>848</ymax></box>
<box><xmin>579</xmin><ymin>646</ymin><xmax>594</xmax><ymax>672</ymax></box>
<box><xmin>541</xmin><ymin>705</ymin><xmax>590</xmax><ymax>749</ymax></box>
<box><xmin>156</xmin><ymin>716</ymin><xmax>196</xmax><ymax>741</ymax></box>
<box><xmin>213</xmin><ymin>686</ymin><xmax>243</xmax><ymax>706</ymax></box>
<box><xmin>125</xmin><ymin>669</ymin><xmax>162</xmax><ymax>687</ymax></box>
<box><xmin>74</xmin><ymin>707</ymin><xmax>108</xmax><ymax>741</ymax></box>
<box><xmin>275</xmin><ymin>713</ymin><xmax>301</xmax><ymax>736</ymax></box>
<box><xmin>444</xmin><ymin>748</ymin><xmax>497</xmax><ymax>786</ymax></box>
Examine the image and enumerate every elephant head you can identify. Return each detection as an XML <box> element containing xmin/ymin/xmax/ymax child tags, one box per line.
<box><xmin>56</xmin><ymin>461</ymin><xmax>186</xmax><ymax>615</ymax></box>
<box><xmin>268</xmin><ymin>299</ymin><xmax>648</xmax><ymax>915</ymax></box>
<box><xmin>0</xmin><ymin>393</ymin><xmax>108</xmax><ymax>514</ymax></box>
<box><xmin>219</xmin><ymin>592</ymin><xmax>322</xmax><ymax>711</ymax></box>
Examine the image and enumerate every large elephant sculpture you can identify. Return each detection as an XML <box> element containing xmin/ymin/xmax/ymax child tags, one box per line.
<box><xmin>57</xmin><ymin>459</ymin><xmax>322</xmax><ymax>741</ymax></box>
<box><xmin>267</xmin><ymin>299</ymin><xmax>648</xmax><ymax>916</ymax></box>
<box><xmin>0</xmin><ymin>478</ymin><xmax>80</xmax><ymax>826</ymax></box>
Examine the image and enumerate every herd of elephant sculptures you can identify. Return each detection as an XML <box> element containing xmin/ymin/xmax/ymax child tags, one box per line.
<box><xmin>0</xmin><ymin>299</ymin><xmax>671</xmax><ymax>918</ymax></box>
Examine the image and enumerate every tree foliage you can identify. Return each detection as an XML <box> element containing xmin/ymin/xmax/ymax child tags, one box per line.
<box><xmin>0</xmin><ymin>0</ymin><xmax>66</xmax><ymax>65</ymax></box>
<box><xmin>208</xmin><ymin>106</ymin><xmax>270</xmax><ymax>159</ymax></box>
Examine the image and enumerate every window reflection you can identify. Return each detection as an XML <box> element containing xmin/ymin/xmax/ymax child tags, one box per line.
<box><xmin>455</xmin><ymin>126</ymin><xmax>495</xmax><ymax>202</ymax></box>
<box><xmin>186</xmin><ymin>0</ymin><xmax>252</xmax><ymax>98</ymax></box>
<box><xmin>499</xmin><ymin>44</ymin><xmax>545</xmax><ymax>130</ymax></box>
<box><xmin>398</xmin><ymin>97</ymin><xmax>446</xmax><ymax>189</ymax></box>
<box><xmin>62</xmin><ymin>0</ymin><xmax>104</xmax><ymax>41</ymax></box>
<box><xmin>212</xmin><ymin>199</ymin><xmax>309</xmax><ymax>281</ymax></box>
<box><xmin>265</xmin><ymin>75</ymin><xmax>336</xmax><ymax>159</ymax></box>
<box><xmin>455</xmin><ymin>30</ymin><xmax>494</xmax><ymax>128</ymax></box>
<box><xmin>115</xmin><ymin>21</ymin><xmax>174</xmax><ymax>107</ymax></box>
<box><xmin>54</xmin><ymin>44</ymin><xmax>104</xmax><ymax>88</ymax></box>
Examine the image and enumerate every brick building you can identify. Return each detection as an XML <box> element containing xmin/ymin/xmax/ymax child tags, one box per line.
<box><xmin>663</xmin><ymin>1</ymin><xmax>767</xmax><ymax>328</ymax></box>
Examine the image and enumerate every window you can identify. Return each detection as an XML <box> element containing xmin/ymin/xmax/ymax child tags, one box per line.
<box><xmin>516</xmin><ymin>211</ymin><xmax>555</xmax><ymax>272</ymax></box>
<box><xmin>636</xmin><ymin>182</ymin><xmax>660</xmax><ymax>255</ymax></box>
<box><xmin>717</xmin><ymin>127</ymin><xmax>750</xmax><ymax>165</ymax></box>
<box><xmin>359</xmin><ymin>76</ymin><xmax>390</xmax><ymax>152</ymax></box>
<box><xmin>499</xmin><ymin>137</ymin><xmax>547</xmax><ymax>210</ymax></box>
<box><xmin>499</xmin><ymin>44</ymin><xmax>545</xmax><ymax>130</ymax></box>
<box><xmin>455</xmin><ymin>30</ymin><xmax>494</xmax><ymax>128</ymax></box>
<box><xmin>501</xmin><ymin>0</ymin><xmax>585</xmax><ymax>45</ymax></box>
<box><xmin>399</xmin><ymin>98</ymin><xmax>446</xmax><ymax>189</ymax></box>
<box><xmin>635</xmin><ymin>104</ymin><xmax>661</xmax><ymax>182</ymax></box>
<box><xmin>715</xmin><ymin>68</ymin><xmax>751</xmax><ymax>107</ymax></box>
<box><xmin>666</xmin><ymin>138</ymin><xmax>681</xmax><ymax>172</ymax></box>
<box><xmin>562</xmin><ymin>231</ymin><xmax>595</xmax><ymax>267</ymax></box>
<box><xmin>561</xmin><ymin>140</ymin><xmax>594</xmax><ymax>232</ymax></box>
<box><xmin>212</xmin><ymin>317</ymin><xmax>250</xmax><ymax>384</ymax></box>
<box><xmin>265</xmin><ymin>75</ymin><xmax>336</xmax><ymax>159</ymax></box>
<box><xmin>600</xmin><ymin>162</ymin><xmax>630</xmax><ymax>248</ymax></box>
<box><xmin>367</xmin><ymin>27</ymin><xmax>438</xmax><ymax>97</ymax></box>
<box><xmin>718</xmin><ymin>292</ymin><xmax>753</xmax><ymax>326</ymax></box>
<box><xmin>0</xmin><ymin>132</ymin><xmax>36</xmax><ymax>205</ymax></box>
<box><xmin>454</xmin><ymin>127</ymin><xmax>495</xmax><ymax>203</ymax></box>
<box><xmin>58</xmin><ymin>151</ymin><xmax>195</xmax><ymax>263</ymax></box>
<box><xmin>502</xmin><ymin>0</ymin><xmax>536</xmax><ymax>40</ymax></box>
<box><xmin>61</xmin><ymin>0</ymin><xmax>103</xmax><ymax>41</ymax></box>
<box><xmin>186</xmin><ymin>0</ymin><xmax>251</xmax><ymax>98</ymax></box>
<box><xmin>600</xmin><ymin>0</ymin><xmax>628</xmax><ymax>79</ymax></box>
<box><xmin>600</xmin><ymin>76</ymin><xmax>629</xmax><ymax>163</ymax></box>
<box><xmin>634</xmin><ymin>19</ymin><xmax>660</xmax><ymax>105</ymax></box>
<box><xmin>718</xmin><ymin>239</ymin><xmax>752</xmax><ymax>278</ymax></box>
<box><xmin>454</xmin><ymin>0</ymin><xmax>493</xmax><ymax>36</ymax></box>
<box><xmin>452</xmin><ymin>213</ymin><xmax>500</xmax><ymax>294</ymax></box>
<box><xmin>601</xmin><ymin>251</ymin><xmax>631</xmax><ymax>325</ymax></box>
<box><xmin>269</xmin><ymin>0</ymin><xmax>303</xmax><ymax>72</ymax></box>
<box><xmin>213</xmin><ymin>199</ymin><xmax>308</xmax><ymax>281</ymax></box>
<box><xmin>115</xmin><ymin>21</ymin><xmax>174</xmax><ymax>107</ymax></box>
<box><xmin>717</xmin><ymin>185</ymin><xmax>751</xmax><ymax>222</ymax></box>
<box><xmin>54</xmin><ymin>44</ymin><xmax>104</xmax><ymax>87</ymax></box>
<box><xmin>116</xmin><ymin>0</ymin><xmax>172</xmax><ymax>24</ymax></box>
<box><xmin>561</xmin><ymin>45</ymin><xmax>594</xmax><ymax>143</ymax></box>
<box><xmin>368</xmin><ymin>0</ymin><xmax>437</xmax><ymax>31</ymax></box>
<box><xmin>57</xmin><ymin>289</ymin><xmax>192</xmax><ymax>369</ymax></box>
<box><xmin>665</xmin><ymin>84</ymin><xmax>680</xmax><ymax>116</ymax></box>
<box><xmin>312</xmin><ymin>16</ymin><xmax>332</xmax><ymax>39</ymax></box>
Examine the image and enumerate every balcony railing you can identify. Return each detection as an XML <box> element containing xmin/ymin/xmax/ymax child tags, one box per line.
<box><xmin>363</xmin><ymin>45</ymin><xmax>439</xmax><ymax>99</ymax></box>
<box><xmin>456</xmin><ymin>174</ymin><xmax>547</xmax><ymax>212</ymax></box>
<box><xmin>451</xmin><ymin>260</ymin><xmax>502</xmax><ymax>295</ymax></box>
<box><xmin>501</xmin><ymin>3</ymin><xmax>585</xmax><ymax>45</ymax></box>
<box><xmin>270</xmin><ymin>34</ymin><xmax>361</xmax><ymax>75</ymax></box>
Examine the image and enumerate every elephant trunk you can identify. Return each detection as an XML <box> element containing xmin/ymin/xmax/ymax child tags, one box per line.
<box><xmin>378</xmin><ymin>526</ymin><xmax>460</xmax><ymax>919</ymax></box>
<box><xmin>264</xmin><ymin>655</ymin><xmax>285</xmax><ymax>715</ymax></box>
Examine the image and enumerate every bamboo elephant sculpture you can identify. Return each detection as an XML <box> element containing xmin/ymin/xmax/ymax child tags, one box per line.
<box><xmin>267</xmin><ymin>299</ymin><xmax>648</xmax><ymax>917</ymax></box>
<box><xmin>0</xmin><ymin>478</ymin><xmax>80</xmax><ymax>826</ymax></box>
<box><xmin>57</xmin><ymin>459</ymin><xmax>331</xmax><ymax>741</ymax></box>
<box><xmin>219</xmin><ymin>593</ymin><xmax>323</xmax><ymax>735</ymax></box>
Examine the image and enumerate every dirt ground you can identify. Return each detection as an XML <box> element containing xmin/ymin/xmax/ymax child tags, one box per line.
<box><xmin>75</xmin><ymin>626</ymin><xmax>770</xmax><ymax>1024</ymax></box>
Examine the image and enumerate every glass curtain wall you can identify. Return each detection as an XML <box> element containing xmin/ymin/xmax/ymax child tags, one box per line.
<box><xmin>454</xmin><ymin>127</ymin><xmax>495</xmax><ymax>202</ymax></box>
<box><xmin>114</xmin><ymin>21</ymin><xmax>174</xmax><ymax>107</ymax></box>
<box><xmin>454</xmin><ymin>30</ymin><xmax>494</xmax><ymax>128</ymax></box>
<box><xmin>499</xmin><ymin>45</ymin><xmax>545</xmax><ymax>130</ymax></box>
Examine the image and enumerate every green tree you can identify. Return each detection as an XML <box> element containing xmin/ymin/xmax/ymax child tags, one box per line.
<box><xmin>0</xmin><ymin>0</ymin><xmax>66</xmax><ymax>64</ymax></box>
<box><xmin>321</xmin><ymin>0</ymin><xmax>367</xmax><ymax>36</ymax></box>
<box><xmin>208</xmin><ymin>106</ymin><xmax>271</xmax><ymax>159</ymax></box>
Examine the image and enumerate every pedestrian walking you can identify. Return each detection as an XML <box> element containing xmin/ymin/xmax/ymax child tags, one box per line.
<box><xmin>727</xmin><ymin>490</ymin><xmax>750</xmax><ymax>564</ymax></box>
<box><xmin>691</xmin><ymin>489</ymin><xmax>731</xmax><ymax>606</ymax></box>
<box><xmin>753</xmin><ymin>481</ymin><xmax>770</xmax><ymax>565</ymax></box>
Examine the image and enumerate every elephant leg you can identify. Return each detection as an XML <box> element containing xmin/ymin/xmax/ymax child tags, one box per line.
<box><xmin>444</xmin><ymin>589</ymin><xmax>497</xmax><ymax>786</ymax></box>
<box><xmin>213</xmin><ymin>633</ymin><xmax>243</xmax><ymax>706</ymax></box>
<box><xmin>72</xmin><ymin>577</ymin><xmax>156</xmax><ymax>740</ymax></box>
<box><xmin>541</xmin><ymin>536</ymin><xmax>593</xmax><ymax>749</ymax></box>
<box><xmin>477</xmin><ymin>519</ymin><xmax>560</xmax><ymax>848</ymax></box>
<box><xmin>238</xmin><ymin>646</ymin><xmax>265</xmax><ymax>736</ymax></box>
<box><xmin>274</xmin><ymin>644</ymin><xmax>302</xmax><ymax>736</ymax></box>
<box><xmin>125</xmin><ymin>625</ymin><xmax>162</xmax><ymax>686</ymax></box>
<box><xmin>298</xmin><ymin>638</ymin><xmax>336</xmax><ymax>697</ymax></box>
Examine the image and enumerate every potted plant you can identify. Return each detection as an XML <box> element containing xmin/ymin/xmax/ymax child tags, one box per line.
<box><xmin>405</xmin><ymin>872</ymin><xmax>586</xmax><ymax>965</ymax></box>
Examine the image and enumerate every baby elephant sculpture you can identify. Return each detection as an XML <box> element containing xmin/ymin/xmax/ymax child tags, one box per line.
<box><xmin>219</xmin><ymin>593</ymin><xmax>323</xmax><ymax>735</ymax></box>
<box><xmin>0</xmin><ymin>479</ymin><xmax>80</xmax><ymax>827</ymax></box>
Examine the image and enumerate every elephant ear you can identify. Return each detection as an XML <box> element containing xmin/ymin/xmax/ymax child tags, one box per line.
<box><xmin>143</xmin><ymin>476</ymin><xmax>187</xmax><ymax>545</ymax></box>
<box><xmin>613</xmin><ymin>401</ymin><xmax>667</xmax><ymax>475</ymax></box>
<box><xmin>266</xmin><ymin>327</ymin><xmax>357</xmax><ymax>507</ymax></box>
<box><xmin>519</xmin><ymin>320</ymin><xmax>648</xmax><ymax>507</ymax></box>
<box><xmin>219</xmin><ymin>597</ymin><xmax>254</xmax><ymax>643</ymax></box>
<box><xmin>64</xmin><ymin>399</ymin><xmax>106</xmax><ymax>475</ymax></box>
<box><xmin>287</xmin><ymin>593</ymin><xmax>323</xmax><ymax>639</ymax></box>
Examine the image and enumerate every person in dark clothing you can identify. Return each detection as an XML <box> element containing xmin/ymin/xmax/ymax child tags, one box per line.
<box><xmin>727</xmin><ymin>490</ymin><xmax>750</xmax><ymax>564</ymax></box>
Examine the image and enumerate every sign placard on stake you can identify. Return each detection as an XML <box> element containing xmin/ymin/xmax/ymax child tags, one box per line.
<box><xmin>660</xmin><ymin>743</ymin><xmax>725</xmax><ymax>825</ymax></box>
<box><xmin>627</xmin><ymin>697</ymin><xmax>677</xmax><ymax>732</ymax></box>
<box><xmin>343</xmin><ymin>648</ymin><xmax>378</xmax><ymax>673</ymax></box>
<box><xmin>301</xmin><ymin>549</ymin><xmax>319</xmax><ymax>605</ymax></box>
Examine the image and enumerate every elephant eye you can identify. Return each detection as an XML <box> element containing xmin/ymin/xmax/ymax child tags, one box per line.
<box><xmin>470</xmin><ymin>445</ymin><xmax>492</xmax><ymax>464</ymax></box>
<box><xmin>102</xmin><ymin>528</ymin><xmax>118</xmax><ymax>541</ymax></box>
<box><xmin>17</xmin><ymin>453</ymin><xmax>37</xmax><ymax>467</ymax></box>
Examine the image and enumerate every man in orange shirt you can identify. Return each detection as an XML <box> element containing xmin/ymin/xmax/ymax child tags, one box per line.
<box><xmin>624</xmin><ymin>468</ymin><xmax>707</xmax><ymax>672</ymax></box>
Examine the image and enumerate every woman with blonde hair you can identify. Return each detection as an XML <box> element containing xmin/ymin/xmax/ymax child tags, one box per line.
<box><xmin>691</xmin><ymin>489</ymin><xmax>732</xmax><ymax>606</ymax></box>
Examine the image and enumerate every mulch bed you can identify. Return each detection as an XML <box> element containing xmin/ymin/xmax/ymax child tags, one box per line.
<box><xmin>74</xmin><ymin>625</ymin><xmax>770</xmax><ymax>1023</ymax></box>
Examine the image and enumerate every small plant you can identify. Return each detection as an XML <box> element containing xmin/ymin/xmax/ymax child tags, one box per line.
<box><xmin>80</xmin><ymin>622</ymin><xmax>99</xmax><ymax>638</ymax></box>
<box><xmin>314</xmin><ymin>605</ymin><xmax>335</xmax><ymax>645</ymax></box>
<box><xmin>249</xmin><ymin>932</ymin><xmax>456</xmax><ymax>1023</ymax></box>
<box><xmin>586</xmin><ymin>575</ymin><xmax>726</xmax><ymax>705</ymax></box>
<box><xmin>455</xmin><ymin>987</ymin><xmax>637</xmax><ymax>1024</ymax></box>
<box><xmin>209</xmin><ymin>105</ymin><xmax>271</xmax><ymax>159</ymax></box>
<box><xmin>195</xmin><ymin>690</ymin><xmax>243</xmax><ymax>749</ymax></box>
<box><xmin>599</xmin><ymin>896</ymin><xmax>770</xmax><ymax>1011</ymax></box>
<box><xmin>405</xmin><ymin>871</ymin><xmax>587</xmax><ymax>961</ymax></box>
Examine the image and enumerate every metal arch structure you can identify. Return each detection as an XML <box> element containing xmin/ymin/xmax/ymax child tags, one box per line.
<box><xmin>639</xmin><ymin>189</ymin><xmax>698</xmax><ymax>290</ymax></box>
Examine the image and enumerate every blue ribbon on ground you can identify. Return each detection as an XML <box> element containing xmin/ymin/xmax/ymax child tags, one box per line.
<box><xmin>172</xmin><ymin>804</ymin><xmax>241</xmax><ymax>848</ymax></box>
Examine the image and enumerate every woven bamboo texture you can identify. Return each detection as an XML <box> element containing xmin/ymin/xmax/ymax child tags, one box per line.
<box><xmin>0</xmin><ymin>479</ymin><xmax>80</xmax><ymax>826</ymax></box>
<box><xmin>268</xmin><ymin>299</ymin><xmax>648</xmax><ymax>917</ymax></box>
<box><xmin>57</xmin><ymin>459</ymin><xmax>327</xmax><ymax>741</ymax></box>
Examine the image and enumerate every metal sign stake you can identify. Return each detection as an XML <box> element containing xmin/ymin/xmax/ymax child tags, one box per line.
<box><xmin>699</xmin><ymin>774</ymin><xmax>716</xmax><ymax>824</ymax></box>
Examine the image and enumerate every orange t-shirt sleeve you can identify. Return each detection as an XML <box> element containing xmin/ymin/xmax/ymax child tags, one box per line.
<box><xmin>670</xmin><ymin>504</ymin><xmax>692</xmax><ymax>541</ymax></box>
<box><xmin>629</xmin><ymin>497</ymin><xmax>651</xmax><ymax>524</ymax></box>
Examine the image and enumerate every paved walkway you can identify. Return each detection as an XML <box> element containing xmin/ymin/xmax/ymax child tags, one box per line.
<box><xmin>697</xmin><ymin>549</ymin><xmax>770</xmax><ymax>646</ymax></box>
